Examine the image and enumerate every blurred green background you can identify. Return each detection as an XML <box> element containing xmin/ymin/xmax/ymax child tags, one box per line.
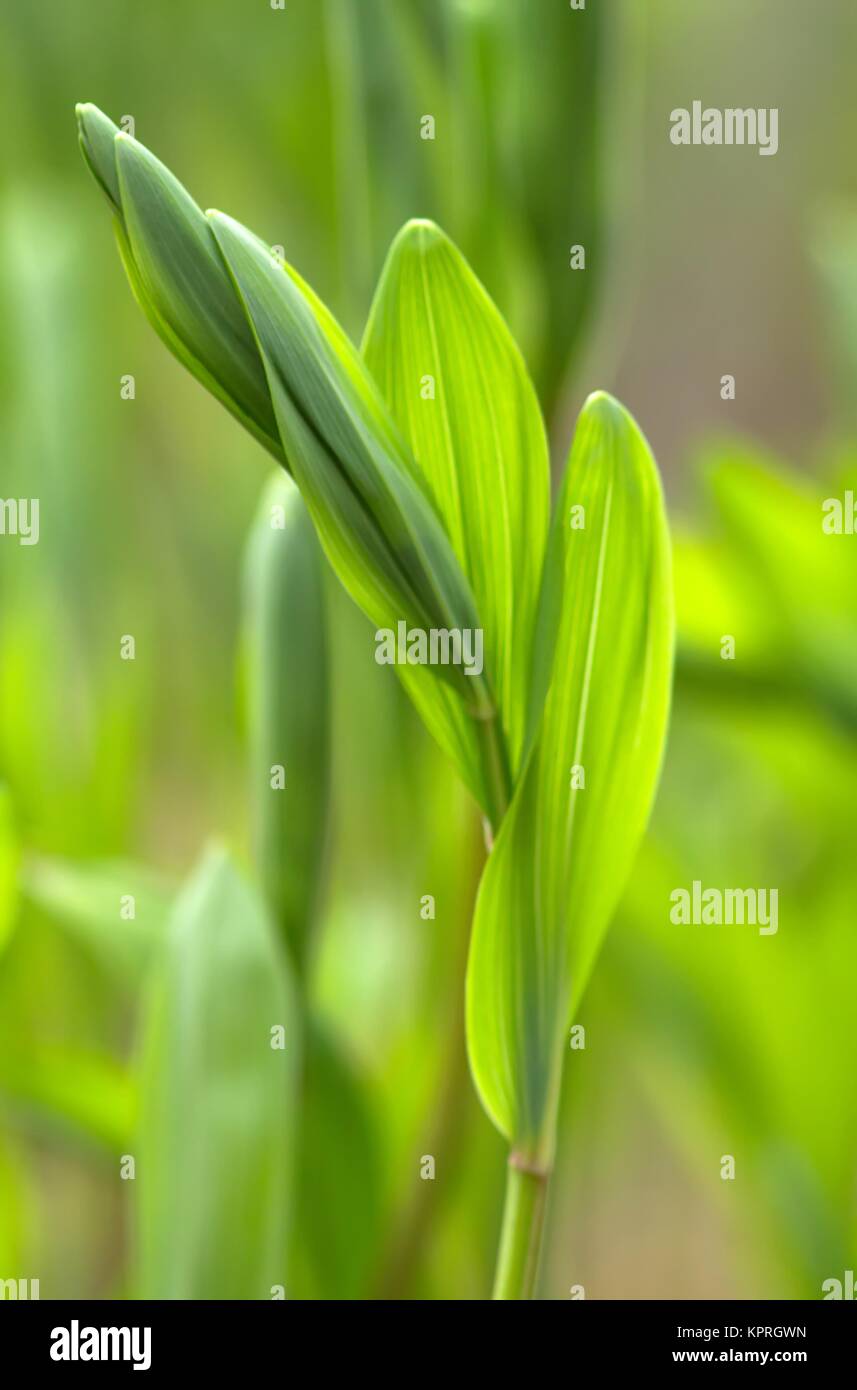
<box><xmin>1</xmin><ymin>0</ymin><xmax>856</xmax><ymax>1299</ymax></box>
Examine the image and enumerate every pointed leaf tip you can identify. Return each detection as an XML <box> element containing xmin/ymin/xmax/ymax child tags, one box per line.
<box><xmin>112</xmin><ymin>140</ymin><xmax>280</xmax><ymax>454</ymax></box>
<box><xmin>76</xmin><ymin>102</ymin><xmax>122</xmax><ymax>210</ymax></box>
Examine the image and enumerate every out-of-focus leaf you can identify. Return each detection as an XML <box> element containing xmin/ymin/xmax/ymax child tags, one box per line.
<box><xmin>243</xmin><ymin>476</ymin><xmax>329</xmax><ymax>976</ymax></box>
<box><xmin>363</xmin><ymin>219</ymin><xmax>549</xmax><ymax>770</ymax></box>
<box><xmin>209</xmin><ymin>209</ymin><xmax>511</xmax><ymax>823</ymax></box>
<box><xmin>673</xmin><ymin>529</ymin><xmax>787</xmax><ymax>677</ymax></box>
<box><xmin>20</xmin><ymin>855</ymin><xmax>171</xmax><ymax>983</ymax></box>
<box><xmin>290</xmin><ymin>1019</ymin><xmax>382</xmax><ymax>1299</ymax></box>
<box><xmin>0</xmin><ymin>787</ymin><xmax>19</xmax><ymax>957</ymax></box>
<box><xmin>0</xmin><ymin>1045</ymin><xmax>134</xmax><ymax>1152</ymax></box>
<box><xmin>137</xmin><ymin>847</ymin><xmax>298</xmax><ymax>1299</ymax></box>
<box><xmin>467</xmin><ymin>393</ymin><xmax>674</xmax><ymax>1164</ymax></box>
<box><xmin>345</xmin><ymin>0</ymin><xmax>606</xmax><ymax>407</ymax></box>
<box><xmin>709</xmin><ymin>453</ymin><xmax>857</xmax><ymax>722</ymax></box>
<box><xmin>607</xmin><ymin>711</ymin><xmax>857</xmax><ymax>1289</ymax></box>
<box><xmin>439</xmin><ymin>0</ymin><xmax>606</xmax><ymax>405</ymax></box>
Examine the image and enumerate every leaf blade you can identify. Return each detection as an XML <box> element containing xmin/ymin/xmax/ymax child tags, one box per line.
<box><xmin>21</xmin><ymin>855</ymin><xmax>171</xmax><ymax>983</ymax></box>
<box><xmin>466</xmin><ymin>393</ymin><xmax>674</xmax><ymax>1160</ymax></box>
<box><xmin>137</xmin><ymin>847</ymin><xmax>299</xmax><ymax>1299</ymax></box>
<box><xmin>243</xmin><ymin>476</ymin><xmax>330</xmax><ymax>975</ymax></box>
<box><xmin>209</xmin><ymin>209</ymin><xmax>511</xmax><ymax>821</ymax></box>
<box><xmin>77</xmin><ymin>107</ymin><xmax>282</xmax><ymax>459</ymax></box>
<box><xmin>363</xmin><ymin>220</ymin><xmax>550</xmax><ymax>769</ymax></box>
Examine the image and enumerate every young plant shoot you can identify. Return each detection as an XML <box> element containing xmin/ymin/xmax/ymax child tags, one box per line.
<box><xmin>77</xmin><ymin>104</ymin><xmax>674</xmax><ymax>1300</ymax></box>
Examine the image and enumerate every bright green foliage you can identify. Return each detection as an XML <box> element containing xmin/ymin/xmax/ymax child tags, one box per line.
<box><xmin>0</xmin><ymin>788</ymin><xmax>19</xmax><ymax>958</ymax></box>
<box><xmin>0</xmin><ymin>1045</ymin><xmax>135</xmax><ymax>1153</ymax></box>
<box><xmin>364</xmin><ymin>220</ymin><xmax>550</xmax><ymax>773</ymax></box>
<box><xmin>77</xmin><ymin>105</ymin><xmax>675</xmax><ymax>1205</ymax></box>
<box><xmin>2</xmin><ymin>2</ymin><xmax>848</xmax><ymax>1309</ymax></box>
<box><xmin>208</xmin><ymin>210</ymin><xmax>506</xmax><ymax>813</ymax></box>
<box><xmin>709</xmin><ymin>455</ymin><xmax>857</xmax><ymax>722</ymax></box>
<box><xmin>674</xmin><ymin>448</ymin><xmax>857</xmax><ymax>728</ymax></box>
<box><xmin>466</xmin><ymin>394</ymin><xmax>674</xmax><ymax>1164</ymax></box>
<box><xmin>137</xmin><ymin>848</ymin><xmax>298</xmax><ymax>1299</ymax></box>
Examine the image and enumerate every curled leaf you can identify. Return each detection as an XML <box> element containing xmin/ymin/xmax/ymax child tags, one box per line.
<box><xmin>77</xmin><ymin>106</ymin><xmax>510</xmax><ymax>823</ymax></box>
<box><xmin>77</xmin><ymin>104</ymin><xmax>281</xmax><ymax>460</ymax></box>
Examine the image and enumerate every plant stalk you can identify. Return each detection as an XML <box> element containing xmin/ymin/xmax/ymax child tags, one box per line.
<box><xmin>373</xmin><ymin>807</ymin><xmax>487</xmax><ymax>1298</ymax></box>
<box><xmin>476</xmin><ymin>709</ymin><xmax>513</xmax><ymax>835</ymax></box>
<box><xmin>492</xmin><ymin>1158</ymin><xmax>549</xmax><ymax>1300</ymax></box>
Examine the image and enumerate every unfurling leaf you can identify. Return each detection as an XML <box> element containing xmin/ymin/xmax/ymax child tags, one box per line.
<box><xmin>76</xmin><ymin>105</ymin><xmax>281</xmax><ymax>461</ymax></box>
<box><xmin>77</xmin><ymin>106</ymin><xmax>510</xmax><ymax>825</ymax></box>
<box><xmin>363</xmin><ymin>219</ymin><xmax>550</xmax><ymax>774</ymax></box>
<box><xmin>466</xmin><ymin>393</ymin><xmax>674</xmax><ymax>1166</ymax></box>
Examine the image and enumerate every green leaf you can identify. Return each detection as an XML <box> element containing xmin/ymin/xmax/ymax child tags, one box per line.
<box><xmin>76</xmin><ymin>101</ymin><xmax>122</xmax><ymax>209</ymax></box>
<box><xmin>77</xmin><ymin>109</ymin><xmax>513</xmax><ymax>822</ymax></box>
<box><xmin>243</xmin><ymin>475</ymin><xmax>330</xmax><ymax>975</ymax></box>
<box><xmin>0</xmin><ymin>1045</ymin><xmax>135</xmax><ymax>1152</ymax></box>
<box><xmin>363</xmin><ymin>219</ymin><xmax>550</xmax><ymax>771</ymax></box>
<box><xmin>76</xmin><ymin>105</ymin><xmax>282</xmax><ymax>462</ymax></box>
<box><xmin>209</xmin><ymin>209</ymin><xmax>511</xmax><ymax>823</ymax></box>
<box><xmin>21</xmin><ymin>854</ymin><xmax>171</xmax><ymax>983</ymax></box>
<box><xmin>673</xmin><ymin>528</ymin><xmax>786</xmax><ymax>678</ymax></box>
<box><xmin>289</xmin><ymin>1019</ymin><xmax>382</xmax><ymax>1299</ymax></box>
<box><xmin>137</xmin><ymin>847</ymin><xmax>299</xmax><ymax>1299</ymax></box>
<box><xmin>707</xmin><ymin>452</ymin><xmax>857</xmax><ymax>721</ymax></box>
<box><xmin>466</xmin><ymin>393</ymin><xmax>674</xmax><ymax>1164</ymax></box>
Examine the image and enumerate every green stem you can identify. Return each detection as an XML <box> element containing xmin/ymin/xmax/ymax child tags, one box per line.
<box><xmin>492</xmin><ymin>1158</ymin><xmax>549</xmax><ymax>1300</ymax></box>
<box><xmin>372</xmin><ymin>809</ymin><xmax>486</xmax><ymax>1298</ymax></box>
<box><xmin>324</xmin><ymin>0</ymin><xmax>372</xmax><ymax>333</ymax></box>
<box><xmin>476</xmin><ymin>710</ymin><xmax>513</xmax><ymax>836</ymax></box>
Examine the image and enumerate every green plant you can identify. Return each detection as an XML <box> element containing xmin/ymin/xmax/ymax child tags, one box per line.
<box><xmin>137</xmin><ymin>847</ymin><xmax>299</xmax><ymax>1299</ymax></box>
<box><xmin>77</xmin><ymin>104</ymin><xmax>674</xmax><ymax>1299</ymax></box>
<box><xmin>242</xmin><ymin>475</ymin><xmax>382</xmax><ymax>1299</ymax></box>
<box><xmin>243</xmin><ymin>474</ymin><xmax>330</xmax><ymax>977</ymax></box>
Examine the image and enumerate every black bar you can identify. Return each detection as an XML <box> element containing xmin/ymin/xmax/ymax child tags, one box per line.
<box><xmin>0</xmin><ymin>1298</ymin><xmax>850</xmax><ymax>1374</ymax></box>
